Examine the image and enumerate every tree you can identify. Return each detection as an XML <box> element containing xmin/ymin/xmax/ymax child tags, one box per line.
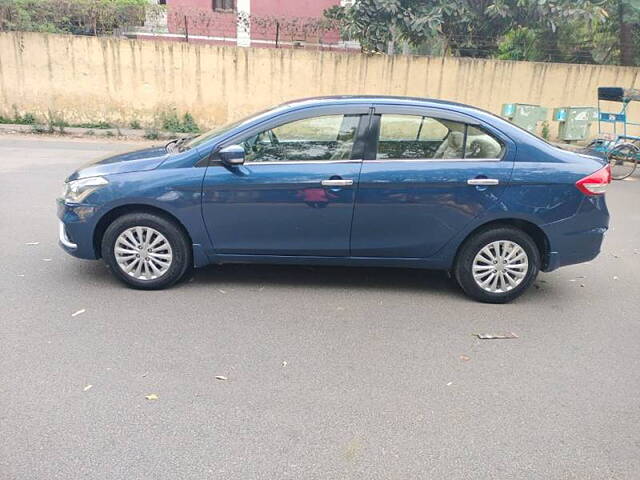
<box><xmin>325</xmin><ymin>0</ymin><xmax>608</xmax><ymax>59</ymax></box>
<box><xmin>609</xmin><ymin>0</ymin><xmax>640</xmax><ymax>65</ymax></box>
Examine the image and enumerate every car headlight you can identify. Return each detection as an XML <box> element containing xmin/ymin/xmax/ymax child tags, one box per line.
<box><xmin>62</xmin><ymin>176</ymin><xmax>109</xmax><ymax>203</ymax></box>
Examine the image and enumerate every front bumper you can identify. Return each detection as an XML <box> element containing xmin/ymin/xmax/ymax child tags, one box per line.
<box><xmin>57</xmin><ymin>199</ymin><xmax>100</xmax><ymax>259</ymax></box>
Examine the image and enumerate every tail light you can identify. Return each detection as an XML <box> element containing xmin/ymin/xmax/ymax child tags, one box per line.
<box><xmin>575</xmin><ymin>165</ymin><xmax>611</xmax><ymax>195</ymax></box>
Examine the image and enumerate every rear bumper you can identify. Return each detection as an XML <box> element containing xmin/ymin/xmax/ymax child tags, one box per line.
<box><xmin>541</xmin><ymin>195</ymin><xmax>609</xmax><ymax>272</ymax></box>
<box><xmin>57</xmin><ymin>199</ymin><xmax>100</xmax><ymax>260</ymax></box>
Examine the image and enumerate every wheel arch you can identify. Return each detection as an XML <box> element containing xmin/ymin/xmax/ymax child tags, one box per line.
<box><xmin>454</xmin><ymin>218</ymin><xmax>550</xmax><ymax>269</ymax></box>
<box><xmin>93</xmin><ymin>204</ymin><xmax>194</xmax><ymax>259</ymax></box>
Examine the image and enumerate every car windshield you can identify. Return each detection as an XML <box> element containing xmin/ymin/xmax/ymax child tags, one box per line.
<box><xmin>182</xmin><ymin>106</ymin><xmax>283</xmax><ymax>150</ymax></box>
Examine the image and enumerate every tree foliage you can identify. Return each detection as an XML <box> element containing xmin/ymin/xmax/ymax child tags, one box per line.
<box><xmin>326</xmin><ymin>0</ymin><xmax>640</xmax><ymax>65</ymax></box>
<box><xmin>0</xmin><ymin>0</ymin><xmax>148</xmax><ymax>35</ymax></box>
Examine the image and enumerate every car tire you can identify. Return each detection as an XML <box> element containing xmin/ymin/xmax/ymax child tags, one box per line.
<box><xmin>454</xmin><ymin>226</ymin><xmax>540</xmax><ymax>304</ymax></box>
<box><xmin>101</xmin><ymin>212</ymin><xmax>191</xmax><ymax>290</ymax></box>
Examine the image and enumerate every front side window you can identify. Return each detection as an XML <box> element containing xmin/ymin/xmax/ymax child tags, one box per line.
<box><xmin>242</xmin><ymin>114</ymin><xmax>360</xmax><ymax>163</ymax></box>
<box><xmin>376</xmin><ymin>114</ymin><xmax>503</xmax><ymax>160</ymax></box>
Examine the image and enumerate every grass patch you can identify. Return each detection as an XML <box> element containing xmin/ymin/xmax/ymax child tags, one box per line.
<box><xmin>129</xmin><ymin>119</ymin><xmax>142</xmax><ymax>130</ymax></box>
<box><xmin>0</xmin><ymin>108</ymin><xmax>38</xmax><ymax>125</ymax></box>
<box><xmin>160</xmin><ymin>110</ymin><xmax>200</xmax><ymax>133</ymax></box>
<box><xmin>144</xmin><ymin>128</ymin><xmax>160</xmax><ymax>140</ymax></box>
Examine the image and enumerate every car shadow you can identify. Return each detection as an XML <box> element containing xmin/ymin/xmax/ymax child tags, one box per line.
<box><xmin>186</xmin><ymin>263</ymin><xmax>462</xmax><ymax>296</ymax></box>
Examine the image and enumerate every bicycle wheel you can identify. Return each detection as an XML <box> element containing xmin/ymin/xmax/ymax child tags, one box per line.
<box><xmin>608</xmin><ymin>143</ymin><xmax>639</xmax><ymax>180</ymax></box>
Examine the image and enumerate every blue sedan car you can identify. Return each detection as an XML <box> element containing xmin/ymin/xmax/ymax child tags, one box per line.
<box><xmin>58</xmin><ymin>96</ymin><xmax>611</xmax><ymax>303</ymax></box>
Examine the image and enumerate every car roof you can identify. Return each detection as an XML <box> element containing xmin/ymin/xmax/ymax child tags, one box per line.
<box><xmin>280</xmin><ymin>95</ymin><xmax>472</xmax><ymax>110</ymax></box>
<box><xmin>277</xmin><ymin>95</ymin><xmax>505</xmax><ymax>128</ymax></box>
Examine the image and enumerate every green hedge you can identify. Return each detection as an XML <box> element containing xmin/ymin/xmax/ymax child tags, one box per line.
<box><xmin>0</xmin><ymin>0</ymin><xmax>149</xmax><ymax>35</ymax></box>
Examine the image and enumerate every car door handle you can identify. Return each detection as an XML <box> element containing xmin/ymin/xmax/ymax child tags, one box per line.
<box><xmin>321</xmin><ymin>179</ymin><xmax>353</xmax><ymax>187</ymax></box>
<box><xmin>467</xmin><ymin>178</ymin><xmax>500</xmax><ymax>186</ymax></box>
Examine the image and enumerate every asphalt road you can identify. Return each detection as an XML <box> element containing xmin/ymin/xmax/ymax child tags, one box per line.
<box><xmin>1</xmin><ymin>135</ymin><xmax>639</xmax><ymax>480</ymax></box>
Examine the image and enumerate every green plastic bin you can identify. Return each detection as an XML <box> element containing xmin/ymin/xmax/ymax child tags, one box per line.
<box><xmin>552</xmin><ymin>107</ymin><xmax>598</xmax><ymax>142</ymax></box>
<box><xmin>501</xmin><ymin>103</ymin><xmax>548</xmax><ymax>134</ymax></box>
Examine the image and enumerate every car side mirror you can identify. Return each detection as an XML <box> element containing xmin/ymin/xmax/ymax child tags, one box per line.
<box><xmin>218</xmin><ymin>144</ymin><xmax>245</xmax><ymax>166</ymax></box>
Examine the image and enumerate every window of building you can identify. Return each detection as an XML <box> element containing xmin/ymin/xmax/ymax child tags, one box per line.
<box><xmin>213</xmin><ymin>0</ymin><xmax>235</xmax><ymax>11</ymax></box>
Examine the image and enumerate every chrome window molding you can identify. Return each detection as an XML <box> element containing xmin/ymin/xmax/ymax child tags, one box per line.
<box><xmin>365</xmin><ymin>158</ymin><xmax>502</xmax><ymax>163</ymax></box>
<box><xmin>243</xmin><ymin>159</ymin><xmax>363</xmax><ymax>166</ymax></box>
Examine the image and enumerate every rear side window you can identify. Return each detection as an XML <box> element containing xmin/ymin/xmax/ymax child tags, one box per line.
<box><xmin>375</xmin><ymin>114</ymin><xmax>503</xmax><ymax>160</ymax></box>
<box><xmin>464</xmin><ymin>125</ymin><xmax>504</xmax><ymax>159</ymax></box>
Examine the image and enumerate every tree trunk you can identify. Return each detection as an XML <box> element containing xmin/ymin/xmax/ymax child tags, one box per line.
<box><xmin>619</xmin><ymin>2</ymin><xmax>634</xmax><ymax>66</ymax></box>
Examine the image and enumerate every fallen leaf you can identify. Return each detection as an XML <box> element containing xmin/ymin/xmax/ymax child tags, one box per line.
<box><xmin>71</xmin><ymin>309</ymin><xmax>86</xmax><ymax>317</ymax></box>
<box><xmin>83</xmin><ymin>384</ymin><xmax>93</xmax><ymax>392</ymax></box>
<box><xmin>474</xmin><ymin>333</ymin><xmax>518</xmax><ymax>340</ymax></box>
<box><xmin>217</xmin><ymin>289</ymin><xmax>227</xmax><ymax>294</ymax></box>
<box><xmin>215</xmin><ymin>375</ymin><xmax>228</xmax><ymax>381</ymax></box>
<box><xmin>459</xmin><ymin>354</ymin><xmax>471</xmax><ymax>362</ymax></box>
<box><xmin>446</xmin><ymin>382</ymin><xmax>453</xmax><ymax>386</ymax></box>
<box><xmin>25</xmin><ymin>242</ymin><xmax>40</xmax><ymax>246</ymax></box>
<box><xmin>142</xmin><ymin>371</ymin><xmax>148</xmax><ymax>378</ymax></box>
<box><xmin>145</xmin><ymin>394</ymin><xmax>159</xmax><ymax>400</ymax></box>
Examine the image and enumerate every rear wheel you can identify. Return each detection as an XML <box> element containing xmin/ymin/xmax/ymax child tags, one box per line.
<box><xmin>454</xmin><ymin>227</ymin><xmax>540</xmax><ymax>304</ymax></box>
<box><xmin>608</xmin><ymin>143</ymin><xmax>639</xmax><ymax>180</ymax></box>
<box><xmin>101</xmin><ymin>212</ymin><xmax>191</xmax><ymax>290</ymax></box>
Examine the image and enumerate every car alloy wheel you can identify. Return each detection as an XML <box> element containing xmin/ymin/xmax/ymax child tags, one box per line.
<box><xmin>472</xmin><ymin>240</ymin><xmax>529</xmax><ymax>293</ymax></box>
<box><xmin>114</xmin><ymin>226</ymin><xmax>173</xmax><ymax>281</ymax></box>
<box><xmin>454</xmin><ymin>226</ymin><xmax>539</xmax><ymax>303</ymax></box>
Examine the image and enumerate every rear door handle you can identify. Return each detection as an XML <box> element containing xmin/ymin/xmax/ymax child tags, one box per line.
<box><xmin>321</xmin><ymin>179</ymin><xmax>353</xmax><ymax>187</ymax></box>
<box><xmin>467</xmin><ymin>178</ymin><xmax>499</xmax><ymax>186</ymax></box>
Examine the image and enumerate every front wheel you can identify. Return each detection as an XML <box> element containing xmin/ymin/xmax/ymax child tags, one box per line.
<box><xmin>608</xmin><ymin>143</ymin><xmax>639</xmax><ymax>180</ymax></box>
<box><xmin>101</xmin><ymin>212</ymin><xmax>191</xmax><ymax>290</ymax></box>
<box><xmin>454</xmin><ymin>227</ymin><xmax>540</xmax><ymax>304</ymax></box>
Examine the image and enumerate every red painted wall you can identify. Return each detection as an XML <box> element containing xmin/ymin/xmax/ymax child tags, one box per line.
<box><xmin>251</xmin><ymin>0</ymin><xmax>338</xmax><ymax>18</ymax></box>
<box><xmin>167</xmin><ymin>0</ymin><xmax>237</xmax><ymax>38</ymax></box>
<box><xmin>166</xmin><ymin>0</ymin><xmax>341</xmax><ymax>44</ymax></box>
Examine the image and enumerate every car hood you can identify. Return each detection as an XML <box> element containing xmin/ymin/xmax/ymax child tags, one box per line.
<box><xmin>66</xmin><ymin>146</ymin><xmax>169</xmax><ymax>181</ymax></box>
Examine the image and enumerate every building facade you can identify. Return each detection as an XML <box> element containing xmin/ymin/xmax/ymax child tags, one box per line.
<box><xmin>143</xmin><ymin>0</ymin><xmax>356</xmax><ymax>50</ymax></box>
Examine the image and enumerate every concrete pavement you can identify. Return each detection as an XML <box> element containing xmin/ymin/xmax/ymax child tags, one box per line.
<box><xmin>1</xmin><ymin>136</ymin><xmax>639</xmax><ymax>479</ymax></box>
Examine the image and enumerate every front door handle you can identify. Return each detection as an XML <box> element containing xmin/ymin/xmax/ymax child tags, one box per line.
<box><xmin>467</xmin><ymin>178</ymin><xmax>499</xmax><ymax>186</ymax></box>
<box><xmin>321</xmin><ymin>179</ymin><xmax>354</xmax><ymax>187</ymax></box>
